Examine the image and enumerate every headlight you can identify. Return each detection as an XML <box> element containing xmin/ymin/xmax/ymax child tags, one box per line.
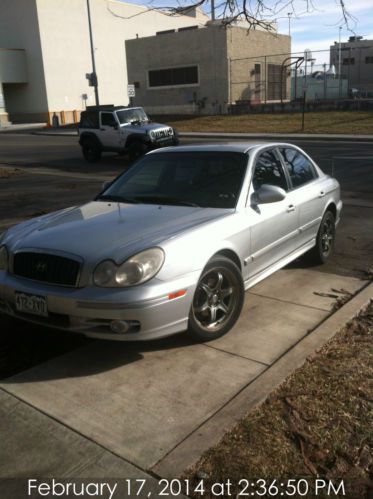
<box><xmin>0</xmin><ymin>245</ymin><xmax>9</xmax><ymax>271</ymax></box>
<box><xmin>93</xmin><ymin>248</ymin><xmax>164</xmax><ymax>287</ymax></box>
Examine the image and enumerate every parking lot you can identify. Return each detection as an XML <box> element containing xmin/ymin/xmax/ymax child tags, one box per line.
<box><xmin>0</xmin><ymin>132</ymin><xmax>372</xmax><ymax>479</ymax></box>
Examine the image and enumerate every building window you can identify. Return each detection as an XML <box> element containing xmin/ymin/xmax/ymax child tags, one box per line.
<box><xmin>148</xmin><ymin>66</ymin><xmax>198</xmax><ymax>88</ymax></box>
<box><xmin>342</xmin><ymin>57</ymin><xmax>355</xmax><ymax>65</ymax></box>
<box><xmin>267</xmin><ymin>64</ymin><xmax>286</xmax><ymax>100</ymax></box>
<box><xmin>365</xmin><ymin>56</ymin><xmax>373</xmax><ymax>64</ymax></box>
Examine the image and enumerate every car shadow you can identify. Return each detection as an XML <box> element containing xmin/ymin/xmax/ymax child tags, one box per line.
<box><xmin>0</xmin><ymin>315</ymin><xmax>196</xmax><ymax>383</ymax></box>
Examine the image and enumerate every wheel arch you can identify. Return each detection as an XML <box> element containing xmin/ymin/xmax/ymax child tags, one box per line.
<box><xmin>324</xmin><ymin>202</ymin><xmax>337</xmax><ymax>220</ymax></box>
<box><xmin>125</xmin><ymin>132</ymin><xmax>150</xmax><ymax>147</ymax></box>
<box><xmin>79</xmin><ymin>131</ymin><xmax>102</xmax><ymax>147</ymax></box>
<box><xmin>211</xmin><ymin>248</ymin><xmax>242</xmax><ymax>272</ymax></box>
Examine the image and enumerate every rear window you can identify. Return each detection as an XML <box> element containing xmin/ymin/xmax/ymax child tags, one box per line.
<box><xmin>279</xmin><ymin>147</ymin><xmax>317</xmax><ymax>188</ymax></box>
<box><xmin>79</xmin><ymin>111</ymin><xmax>99</xmax><ymax>128</ymax></box>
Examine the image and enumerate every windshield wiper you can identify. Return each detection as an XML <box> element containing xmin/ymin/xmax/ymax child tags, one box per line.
<box><xmin>96</xmin><ymin>194</ymin><xmax>140</xmax><ymax>204</ymax></box>
<box><xmin>132</xmin><ymin>195</ymin><xmax>200</xmax><ymax>207</ymax></box>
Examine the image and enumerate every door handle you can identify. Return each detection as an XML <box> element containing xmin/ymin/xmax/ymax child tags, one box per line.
<box><xmin>319</xmin><ymin>191</ymin><xmax>325</xmax><ymax>198</ymax></box>
<box><xmin>287</xmin><ymin>204</ymin><xmax>295</xmax><ymax>212</ymax></box>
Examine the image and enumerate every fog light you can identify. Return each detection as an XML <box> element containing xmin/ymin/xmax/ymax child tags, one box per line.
<box><xmin>110</xmin><ymin>320</ymin><xmax>130</xmax><ymax>334</ymax></box>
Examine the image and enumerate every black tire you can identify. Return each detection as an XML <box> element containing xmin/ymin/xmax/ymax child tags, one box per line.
<box><xmin>188</xmin><ymin>256</ymin><xmax>244</xmax><ymax>341</ymax></box>
<box><xmin>128</xmin><ymin>140</ymin><xmax>148</xmax><ymax>162</ymax></box>
<box><xmin>309</xmin><ymin>210</ymin><xmax>336</xmax><ymax>264</ymax></box>
<box><xmin>81</xmin><ymin>137</ymin><xmax>102</xmax><ymax>163</ymax></box>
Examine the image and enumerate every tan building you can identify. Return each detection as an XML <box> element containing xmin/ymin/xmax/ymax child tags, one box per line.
<box><xmin>125</xmin><ymin>23</ymin><xmax>291</xmax><ymax>115</ymax></box>
<box><xmin>0</xmin><ymin>0</ymin><xmax>209</xmax><ymax>124</ymax></box>
<box><xmin>330</xmin><ymin>36</ymin><xmax>373</xmax><ymax>95</ymax></box>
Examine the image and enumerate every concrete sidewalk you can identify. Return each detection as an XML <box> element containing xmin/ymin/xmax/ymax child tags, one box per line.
<box><xmin>1</xmin><ymin>268</ymin><xmax>371</xmax><ymax>485</ymax></box>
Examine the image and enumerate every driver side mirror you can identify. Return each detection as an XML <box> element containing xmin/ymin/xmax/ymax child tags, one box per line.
<box><xmin>253</xmin><ymin>184</ymin><xmax>286</xmax><ymax>204</ymax></box>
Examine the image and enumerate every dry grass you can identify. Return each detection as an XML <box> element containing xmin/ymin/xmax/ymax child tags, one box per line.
<box><xmin>159</xmin><ymin>111</ymin><xmax>373</xmax><ymax>135</ymax></box>
<box><xmin>184</xmin><ymin>302</ymin><xmax>373</xmax><ymax>499</ymax></box>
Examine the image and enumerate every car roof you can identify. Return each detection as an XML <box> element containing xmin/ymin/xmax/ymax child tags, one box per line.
<box><xmin>149</xmin><ymin>142</ymin><xmax>276</xmax><ymax>155</ymax></box>
<box><xmin>84</xmin><ymin>105</ymin><xmax>143</xmax><ymax>112</ymax></box>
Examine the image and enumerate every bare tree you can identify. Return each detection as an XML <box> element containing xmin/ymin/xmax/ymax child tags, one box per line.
<box><xmin>107</xmin><ymin>0</ymin><xmax>355</xmax><ymax>31</ymax></box>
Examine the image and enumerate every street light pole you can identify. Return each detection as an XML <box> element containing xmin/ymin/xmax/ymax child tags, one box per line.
<box><xmin>87</xmin><ymin>0</ymin><xmax>99</xmax><ymax>106</ymax></box>
<box><xmin>287</xmin><ymin>12</ymin><xmax>292</xmax><ymax>37</ymax></box>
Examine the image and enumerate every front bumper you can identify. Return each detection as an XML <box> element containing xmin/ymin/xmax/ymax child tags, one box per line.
<box><xmin>0</xmin><ymin>270</ymin><xmax>199</xmax><ymax>341</ymax></box>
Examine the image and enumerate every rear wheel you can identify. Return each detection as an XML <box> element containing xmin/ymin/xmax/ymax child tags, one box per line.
<box><xmin>309</xmin><ymin>210</ymin><xmax>336</xmax><ymax>264</ymax></box>
<box><xmin>81</xmin><ymin>137</ymin><xmax>102</xmax><ymax>163</ymax></box>
<box><xmin>188</xmin><ymin>256</ymin><xmax>244</xmax><ymax>341</ymax></box>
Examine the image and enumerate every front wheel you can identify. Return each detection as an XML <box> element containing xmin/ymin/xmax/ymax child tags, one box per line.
<box><xmin>309</xmin><ymin>210</ymin><xmax>336</xmax><ymax>264</ymax></box>
<box><xmin>188</xmin><ymin>256</ymin><xmax>244</xmax><ymax>341</ymax></box>
<box><xmin>128</xmin><ymin>140</ymin><xmax>148</xmax><ymax>162</ymax></box>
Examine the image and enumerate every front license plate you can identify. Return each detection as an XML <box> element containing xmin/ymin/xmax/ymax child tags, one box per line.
<box><xmin>15</xmin><ymin>292</ymin><xmax>48</xmax><ymax>317</ymax></box>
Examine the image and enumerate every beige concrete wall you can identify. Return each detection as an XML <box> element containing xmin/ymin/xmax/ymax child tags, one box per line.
<box><xmin>227</xmin><ymin>28</ymin><xmax>291</xmax><ymax>103</ymax></box>
<box><xmin>126</xmin><ymin>25</ymin><xmax>229</xmax><ymax>115</ymax></box>
<box><xmin>36</xmin><ymin>0</ymin><xmax>209</xmax><ymax>112</ymax></box>
<box><xmin>0</xmin><ymin>0</ymin><xmax>48</xmax><ymax>117</ymax></box>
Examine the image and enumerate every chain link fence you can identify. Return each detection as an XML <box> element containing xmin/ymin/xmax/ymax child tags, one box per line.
<box><xmin>229</xmin><ymin>43</ymin><xmax>373</xmax><ymax>113</ymax></box>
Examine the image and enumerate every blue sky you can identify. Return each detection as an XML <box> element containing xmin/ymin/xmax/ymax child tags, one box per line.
<box><xmin>121</xmin><ymin>0</ymin><xmax>373</xmax><ymax>65</ymax></box>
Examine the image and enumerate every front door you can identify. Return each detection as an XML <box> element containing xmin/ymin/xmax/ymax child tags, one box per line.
<box><xmin>247</xmin><ymin>148</ymin><xmax>299</xmax><ymax>278</ymax></box>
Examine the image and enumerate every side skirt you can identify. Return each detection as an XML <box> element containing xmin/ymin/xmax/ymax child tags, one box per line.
<box><xmin>243</xmin><ymin>239</ymin><xmax>316</xmax><ymax>291</ymax></box>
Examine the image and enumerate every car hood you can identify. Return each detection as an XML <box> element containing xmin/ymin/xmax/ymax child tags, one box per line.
<box><xmin>6</xmin><ymin>201</ymin><xmax>231</xmax><ymax>263</ymax></box>
<box><xmin>120</xmin><ymin>122</ymin><xmax>173</xmax><ymax>132</ymax></box>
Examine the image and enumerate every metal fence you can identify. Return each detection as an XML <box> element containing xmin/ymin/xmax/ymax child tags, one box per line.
<box><xmin>229</xmin><ymin>44</ymin><xmax>373</xmax><ymax>109</ymax></box>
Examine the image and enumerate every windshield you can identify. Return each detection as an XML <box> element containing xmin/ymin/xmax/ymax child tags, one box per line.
<box><xmin>116</xmin><ymin>108</ymin><xmax>148</xmax><ymax>125</ymax></box>
<box><xmin>97</xmin><ymin>151</ymin><xmax>247</xmax><ymax>209</ymax></box>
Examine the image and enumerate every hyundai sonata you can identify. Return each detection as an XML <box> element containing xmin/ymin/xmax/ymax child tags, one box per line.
<box><xmin>0</xmin><ymin>143</ymin><xmax>341</xmax><ymax>341</ymax></box>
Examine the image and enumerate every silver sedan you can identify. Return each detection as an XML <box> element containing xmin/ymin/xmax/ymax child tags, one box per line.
<box><xmin>0</xmin><ymin>143</ymin><xmax>342</xmax><ymax>341</ymax></box>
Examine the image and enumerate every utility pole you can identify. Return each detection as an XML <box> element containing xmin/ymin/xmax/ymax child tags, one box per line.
<box><xmin>338</xmin><ymin>26</ymin><xmax>342</xmax><ymax>98</ymax></box>
<box><xmin>287</xmin><ymin>12</ymin><xmax>292</xmax><ymax>37</ymax></box>
<box><xmin>211</xmin><ymin>0</ymin><xmax>215</xmax><ymax>20</ymax></box>
<box><xmin>87</xmin><ymin>0</ymin><xmax>99</xmax><ymax>106</ymax></box>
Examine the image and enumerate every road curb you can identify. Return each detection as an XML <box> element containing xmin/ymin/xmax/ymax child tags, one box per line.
<box><xmin>178</xmin><ymin>132</ymin><xmax>373</xmax><ymax>142</ymax></box>
<box><xmin>152</xmin><ymin>281</ymin><xmax>373</xmax><ymax>478</ymax></box>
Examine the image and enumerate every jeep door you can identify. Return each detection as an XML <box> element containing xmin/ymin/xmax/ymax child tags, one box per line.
<box><xmin>99</xmin><ymin>112</ymin><xmax>121</xmax><ymax>149</ymax></box>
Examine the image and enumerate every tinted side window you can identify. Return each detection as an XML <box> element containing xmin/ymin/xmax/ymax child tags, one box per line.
<box><xmin>279</xmin><ymin>148</ymin><xmax>316</xmax><ymax>188</ymax></box>
<box><xmin>252</xmin><ymin>150</ymin><xmax>288</xmax><ymax>191</ymax></box>
<box><xmin>101</xmin><ymin>112</ymin><xmax>117</xmax><ymax>127</ymax></box>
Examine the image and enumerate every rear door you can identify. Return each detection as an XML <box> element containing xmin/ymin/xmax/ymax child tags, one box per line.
<box><xmin>278</xmin><ymin>146</ymin><xmax>324</xmax><ymax>248</ymax></box>
<box><xmin>247</xmin><ymin>148</ymin><xmax>299</xmax><ymax>277</ymax></box>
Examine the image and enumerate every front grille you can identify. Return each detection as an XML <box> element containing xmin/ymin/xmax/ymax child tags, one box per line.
<box><xmin>13</xmin><ymin>252</ymin><xmax>81</xmax><ymax>287</ymax></box>
<box><xmin>153</xmin><ymin>128</ymin><xmax>173</xmax><ymax>141</ymax></box>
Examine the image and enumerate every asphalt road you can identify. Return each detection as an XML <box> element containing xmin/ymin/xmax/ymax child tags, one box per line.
<box><xmin>0</xmin><ymin>132</ymin><xmax>372</xmax><ymax>378</ymax></box>
<box><xmin>0</xmin><ymin>133</ymin><xmax>373</xmax><ymax>190</ymax></box>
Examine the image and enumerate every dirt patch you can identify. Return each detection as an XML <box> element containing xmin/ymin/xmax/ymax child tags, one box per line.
<box><xmin>184</xmin><ymin>302</ymin><xmax>373</xmax><ymax>499</ymax></box>
<box><xmin>0</xmin><ymin>167</ymin><xmax>22</xmax><ymax>179</ymax></box>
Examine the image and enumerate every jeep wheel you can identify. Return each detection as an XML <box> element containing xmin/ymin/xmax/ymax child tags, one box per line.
<box><xmin>82</xmin><ymin>138</ymin><xmax>102</xmax><ymax>163</ymax></box>
<box><xmin>128</xmin><ymin>140</ymin><xmax>148</xmax><ymax>162</ymax></box>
